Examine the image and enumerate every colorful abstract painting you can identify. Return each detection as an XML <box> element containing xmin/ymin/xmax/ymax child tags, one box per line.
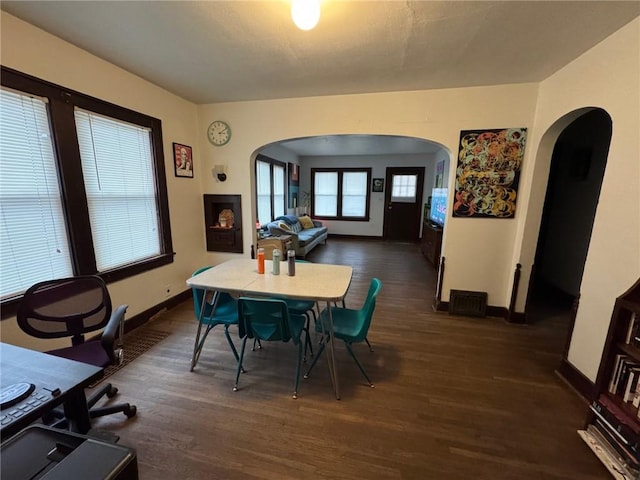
<box><xmin>453</xmin><ymin>128</ymin><xmax>527</xmax><ymax>218</ymax></box>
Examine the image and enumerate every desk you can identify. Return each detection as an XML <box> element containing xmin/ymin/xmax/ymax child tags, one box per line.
<box><xmin>186</xmin><ymin>258</ymin><xmax>352</xmax><ymax>399</ymax></box>
<box><xmin>0</xmin><ymin>343</ymin><xmax>103</xmax><ymax>438</ymax></box>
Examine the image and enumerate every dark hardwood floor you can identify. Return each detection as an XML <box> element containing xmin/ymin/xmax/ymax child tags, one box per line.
<box><xmin>91</xmin><ymin>238</ymin><xmax>606</xmax><ymax>479</ymax></box>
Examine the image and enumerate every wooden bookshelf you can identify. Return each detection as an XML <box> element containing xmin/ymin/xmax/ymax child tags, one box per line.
<box><xmin>581</xmin><ymin>277</ymin><xmax>640</xmax><ymax>478</ymax></box>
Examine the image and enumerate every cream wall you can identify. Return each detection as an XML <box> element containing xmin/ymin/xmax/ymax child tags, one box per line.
<box><xmin>0</xmin><ymin>13</ymin><xmax>208</xmax><ymax>349</ymax></box>
<box><xmin>515</xmin><ymin>18</ymin><xmax>640</xmax><ymax>381</ymax></box>
<box><xmin>198</xmin><ymin>83</ymin><xmax>539</xmax><ymax>307</ymax></box>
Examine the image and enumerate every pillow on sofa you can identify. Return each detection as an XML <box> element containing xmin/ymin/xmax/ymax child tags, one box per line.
<box><xmin>277</xmin><ymin>221</ymin><xmax>291</xmax><ymax>231</ymax></box>
<box><xmin>298</xmin><ymin>215</ymin><xmax>315</xmax><ymax>229</ymax></box>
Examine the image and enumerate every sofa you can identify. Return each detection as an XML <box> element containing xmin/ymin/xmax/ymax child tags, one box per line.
<box><xmin>265</xmin><ymin>214</ymin><xmax>328</xmax><ymax>258</ymax></box>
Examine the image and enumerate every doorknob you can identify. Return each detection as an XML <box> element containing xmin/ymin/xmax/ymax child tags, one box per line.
<box><xmin>387</xmin><ymin>204</ymin><xmax>392</xmax><ymax>210</ymax></box>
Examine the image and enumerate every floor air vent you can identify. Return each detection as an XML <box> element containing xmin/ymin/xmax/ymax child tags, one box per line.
<box><xmin>449</xmin><ymin>290</ymin><xmax>488</xmax><ymax>317</ymax></box>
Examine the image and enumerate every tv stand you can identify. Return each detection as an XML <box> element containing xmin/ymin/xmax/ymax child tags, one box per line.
<box><xmin>421</xmin><ymin>222</ymin><xmax>442</xmax><ymax>267</ymax></box>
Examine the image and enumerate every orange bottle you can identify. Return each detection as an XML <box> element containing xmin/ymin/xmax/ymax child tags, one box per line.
<box><xmin>257</xmin><ymin>247</ymin><xmax>265</xmax><ymax>274</ymax></box>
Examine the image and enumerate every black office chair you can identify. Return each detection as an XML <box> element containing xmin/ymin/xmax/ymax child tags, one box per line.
<box><xmin>16</xmin><ymin>276</ymin><xmax>137</xmax><ymax>428</ymax></box>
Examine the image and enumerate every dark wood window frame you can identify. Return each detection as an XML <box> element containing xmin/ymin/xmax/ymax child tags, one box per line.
<box><xmin>311</xmin><ymin>167</ymin><xmax>372</xmax><ymax>221</ymax></box>
<box><xmin>1</xmin><ymin>66</ymin><xmax>174</xmax><ymax>317</ymax></box>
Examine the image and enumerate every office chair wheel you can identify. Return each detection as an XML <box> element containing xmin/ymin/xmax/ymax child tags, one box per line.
<box><xmin>106</xmin><ymin>385</ymin><xmax>118</xmax><ymax>398</ymax></box>
<box><xmin>124</xmin><ymin>404</ymin><xmax>137</xmax><ymax>418</ymax></box>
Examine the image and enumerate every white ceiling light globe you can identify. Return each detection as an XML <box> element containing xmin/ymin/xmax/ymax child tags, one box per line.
<box><xmin>291</xmin><ymin>0</ymin><xmax>320</xmax><ymax>31</ymax></box>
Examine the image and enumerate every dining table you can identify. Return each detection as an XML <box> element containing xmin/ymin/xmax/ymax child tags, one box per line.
<box><xmin>186</xmin><ymin>258</ymin><xmax>353</xmax><ymax>399</ymax></box>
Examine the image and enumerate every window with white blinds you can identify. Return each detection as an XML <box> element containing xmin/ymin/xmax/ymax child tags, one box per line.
<box><xmin>255</xmin><ymin>155</ymin><xmax>285</xmax><ymax>225</ymax></box>
<box><xmin>75</xmin><ymin>109</ymin><xmax>161</xmax><ymax>271</ymax></box>
<box><xmin>312</xmin><ymin>168</ymin><xmax>371</xmax><ymax>220</ymax></box>
<box><xmin>314</xmin><ymin>171</ymin><xmax>338</xmax><ymax>216</ymax></box>
<box><xmin>0</xmin><ymin>88</ymin><xmax>73</xmax><ymax>300</ymax></box>
<box><xmin>1</xmin><ymin>66</ymin><xmax>173</xmax><ymax>311</ymax></box>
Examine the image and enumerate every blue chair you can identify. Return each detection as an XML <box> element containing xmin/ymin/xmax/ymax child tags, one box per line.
<box><xmin>304</xmin><ymin>278</ymin><xmax>382</xmax><ymax>387</ymax></box>
<box><xmin>234</xmin><ymin>297</ymin><xmax>308</xmax><ymax>399</ymax></box>
<box><xmin>191</xmin><ymin>266</ymin><xmax>241</xmax><ymax>369</ymax></box>
<box><xmin>281</xmin><ymin>259</ymin><xmax>317</xmax><ymax>360</ymax></box>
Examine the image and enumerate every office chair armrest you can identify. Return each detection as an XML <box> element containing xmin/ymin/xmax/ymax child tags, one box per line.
<box><xmin>101</xmin><ymin>305</ymin><xmax>128</xmax><ymax>364</ymax></box>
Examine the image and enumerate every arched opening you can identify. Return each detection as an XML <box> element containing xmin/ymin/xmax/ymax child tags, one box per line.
<box><xmin>527</xmin><ymin>109</ymin><xmax>612</xmax><ymax>347</ymax></box>
<box><xmin>250</xmin><ymin>133</ymin><xmax>449</xmax><ymax>234</ymax></box>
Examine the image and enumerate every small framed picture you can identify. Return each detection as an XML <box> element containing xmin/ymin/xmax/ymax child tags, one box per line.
<box><xmin>372</xmin><ymin>178</ymin><xmax>384</xmax><ymax>192</ymax></box>
<box><xmin>173</xmin><ymin>143</ymin><xmax>193</xmax><ymax>178</ymax></box>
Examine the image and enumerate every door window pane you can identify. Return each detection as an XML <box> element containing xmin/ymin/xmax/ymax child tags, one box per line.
<box><xmin>391</xmin><ymin>174</ymin><xmax>417</xmax><ymax>203</ymax></box>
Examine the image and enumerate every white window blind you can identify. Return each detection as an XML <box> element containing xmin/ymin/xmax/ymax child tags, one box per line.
<box><xmin>0</xmin><ymin>87</ymin><xmax>73</xmax><ymax>300</ymax></box>
<box><xmin>314</xmin><ymin>171</ymin><xmax>338</xmax><ymax>216</ymax></box>
<box><xmin>75</xmin><ymin>109</ymin><xmax>160</xmax><ymax>271</ymax></box>
<box><xmin>391</xmin><ymin>174</ymin><xmax>417</xmax><ymax>203</ymax></box>
<box><xmin>273</xmin><ymin>163</ymin><xmax>285</xmax><ymax>217</ymax></box>
<box><xmin>256</xmin><ymin>159</ymin><xmax>271</xmax><ymax>225</ymax></box>
<box><xmin>342</xmin><ymin>171</ymin><xmax>367</xmax><ymax>217</ymax></box>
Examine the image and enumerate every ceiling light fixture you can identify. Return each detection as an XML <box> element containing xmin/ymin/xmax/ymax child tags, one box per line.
<box><xmin>291</xmin><ymin>0</ymin><xmax>320</xmax><ymax>31</ymax></box>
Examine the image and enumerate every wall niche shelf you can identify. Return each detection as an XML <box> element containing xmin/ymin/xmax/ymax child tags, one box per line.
<box><xmin>203</xmin><ymin>194</ymin><xmax>243</xmax><ymax>253</ymax></box>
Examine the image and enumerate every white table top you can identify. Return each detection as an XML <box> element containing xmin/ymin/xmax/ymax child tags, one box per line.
<box><xmin>186</xmin><ymin>258</ymin><xmax>352</xmax><ymax>302</ymax></box>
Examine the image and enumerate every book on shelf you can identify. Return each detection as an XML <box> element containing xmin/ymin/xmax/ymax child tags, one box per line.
<box><xmin>610</xmin><ymin>354</ymin><xmax>628</xmax><ymax>394</ymax></box>
<box><xmin>579</xmin><ymin>429</ymin><xmax>638</xmax><ymax>480</ymax></box>
<box><xmin>592</xmin><ymin>419</ymin><xmax>640</xmax><ymax>466</ymax></box>
<box><xmin>624</xmin><ymin>367</ymin><xmax>640</xmax><ymax>403</ymax></box>
<box><xmin>610</xmin><ymin>357</ymin><xmax>640</xmax><ymax>397</ymax></box>
<box><xmin>632</xmin><ymin>379</ymin><xmax>640</xmax><ymax>408</ymax></box>
<box><xmin>593</xmin><ymin>395</ymin><xmax>640</xmax><ymax>452</ymax></box>
<box><xmin>626</xmin><ymin>312</ymin><xmax>638</xmax><ymax>344</ymax></box>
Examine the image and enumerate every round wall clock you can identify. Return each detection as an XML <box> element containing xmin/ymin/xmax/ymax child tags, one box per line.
<box><xmin>207</xmin><ymin>120</ymin><xmax>231</xmax><ymax>146</ymax></box>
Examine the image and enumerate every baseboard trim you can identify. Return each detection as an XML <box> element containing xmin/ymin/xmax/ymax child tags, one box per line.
<box><xmin>327</xmin><ymin>233</ymin><xmax>383</xmax><ymax>241</ymax></box>
<box><xmin>125</xmin><ymin>289</ymin><xmax>191</xmax><ymax>333</ymax></box>
<box><xmin>433</xmin><ymin>300</ymin><xmax>526</xmax><ymax>323</ymax></box>
<box><xmin>556</xmin><ymin>358</ymin><xmax>595</xmax><ymax>402</ymax></box>
<box><xmin>506</xmin><ymin>311</ymin><xmax>527</xmax><ymax>324</ymax></box>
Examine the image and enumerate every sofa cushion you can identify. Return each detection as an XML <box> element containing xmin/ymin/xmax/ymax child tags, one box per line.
<box><xmin>297</xmin><ymin>227</ymin><xmax>327</xmax><ymax>247</ymax></box>
<box><xmin>298</xmin><ymin>215</ymin><xmax>315</xmax><ymax>229</ymax></box>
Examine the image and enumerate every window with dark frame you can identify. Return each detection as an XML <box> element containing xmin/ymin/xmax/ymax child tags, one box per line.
<box><xmin>255</xmin><ymin>154</ymin><xmax>286</xmax><ymax>225</ymax></box>
<box><xmin>0</xmin><ymin>66</ymin><xmax>173</xmax><ymax>315</ymax></box>
<box><xmin>311</xmin><ymin>167</ymin><xmax>371</xmax><ymax>221</ymax></box>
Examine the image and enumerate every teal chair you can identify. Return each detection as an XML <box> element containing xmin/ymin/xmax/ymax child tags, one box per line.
<box><xmin>234</xmin><ymin>297</ymin><xmax>308</xmax><ymax>399</ymax></box>
<box><xmin>304</xmin><ymin>278</ymin><xmax>382</xmax><ymax>387</ymax></box>
<box><xmin>280</xmin><ymin>259</ymin><xmax>317</xmax><ymax>360</ymax></box>
<box><xmin>191</xmin><ymin>266</ymin><xmax>241</xmax><ymax>368</ymax></box>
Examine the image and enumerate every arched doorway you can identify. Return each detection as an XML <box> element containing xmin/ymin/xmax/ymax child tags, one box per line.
<box><xmin>527</xmin><ymin>109</ymin><xmax>612</xmax><ymax>345</ymax></box>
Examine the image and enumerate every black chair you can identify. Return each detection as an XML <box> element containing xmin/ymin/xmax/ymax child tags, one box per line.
<box><xmin>17</xmin><ymin>276</ymin><xmax>137</xmax><ymax>429</ymax></box>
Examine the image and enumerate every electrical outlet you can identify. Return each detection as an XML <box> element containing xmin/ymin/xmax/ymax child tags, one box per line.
<box><xmin>164</xmin><ymin>284</ymin><xmax>172</xmax><ymax>298</ymax></box>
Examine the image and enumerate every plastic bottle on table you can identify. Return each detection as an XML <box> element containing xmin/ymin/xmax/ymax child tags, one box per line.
<box><xmin>272</xmin><ymin>249</ymin><xmax>281</xmax><ymax>275</ymax></box>
<box><xmin>287</xmin><ymin>250</ymin><xmax>296</xmax><ymax>276</ymax></box>
<box><xmin>257</xmin><ymin>247</ymin><xmax>265</xmax><ymax>274</ymax></box>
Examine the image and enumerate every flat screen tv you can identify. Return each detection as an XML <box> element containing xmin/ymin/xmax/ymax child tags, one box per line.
<box><xmin>429</xmin><ymin>188</ymin><xmax>448</xmax><ymax>228</ymax></box>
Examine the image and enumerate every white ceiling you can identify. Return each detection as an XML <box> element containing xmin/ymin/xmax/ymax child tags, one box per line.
<box><xmin>3</xmin><ymin>1</ymin><xmax>638</xmax><ymax>156</ymax></box>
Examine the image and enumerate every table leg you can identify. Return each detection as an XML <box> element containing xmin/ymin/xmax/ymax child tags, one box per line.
<box><xmin>63</xmin><ymin>389</ymin><xmax>92</xmax><ymax>434</ymax></box>
<box><xmin>190</xmin><ymin>290</ymin><xmax>219</xmax><ymax>371</ymax></box>
<box><xmin>324</xmin><ymin>300</ymin><xmax>341</xmax><ymax>400</ymax></box>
